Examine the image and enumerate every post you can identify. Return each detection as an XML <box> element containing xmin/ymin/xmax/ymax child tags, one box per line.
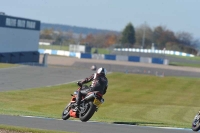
<box><xmin>142</xmin><ymin>21</ymin><xmax>146</xmax><ymax>49</ymax></box>
<box><xmin>42</xmin><ymin>53</ymin><xmax>48</xmax><ymax>67</ymax></box>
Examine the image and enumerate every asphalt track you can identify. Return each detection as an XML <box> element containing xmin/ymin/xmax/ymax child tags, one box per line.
<box><xmin>0</xmin><ymin>65</ymin><xmax>93</xmax><ymax>91</ymax></box>
<box><xmin>0</xmin><ymin>115</ymin><xmax>194</xmax><ymax>133</ymax></box>
<box><xmin>0</xmin><ymin>56</ymin><xmax>199</xmax><ymax>133</ymax></box>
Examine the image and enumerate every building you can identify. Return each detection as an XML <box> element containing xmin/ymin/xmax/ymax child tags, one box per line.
<box><xmin>0</xmin><ymin>12</ymin><xmax>41</xmax><ymax>63</ymax></box>
<box><xmin>69</xmin><ymin>44</ymin><xmax>91</xmax><ymax>53</ymax></box>
<box><xmin>39</xmin><ymin>39</ymin><xmax>54</xmax><ymax>46</ymax></box>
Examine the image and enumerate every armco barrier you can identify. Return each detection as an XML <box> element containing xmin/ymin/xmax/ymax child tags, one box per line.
<box><xmin>51</xmin><ymin>50</ymin><xmax>57</xmax><ymax>55</ymax></box>
<box><xmin>69</xmin><ymin>52</ymin><xmax>76</xmax><ymax>57</ymax></box>
<box><xmin>152</xmin><ymin>58</ymin><xmax>164</xmax><ymax>64</ymax></box>
<box><xmin>116</xmin><ymin>55</ymin><xmax>128</xmax><ymax>61</ymax></box>
<box><xmin>57</xmin><ymin>50</ymin><xmax>70</xmax><ymax>56</ymax></box>
<box><xmin>92</xmin><ymin>54</ymin><xmax>105</xmax><ymax>60</ymax></box>
<box><xmin>128</xmin><ymin>56</ymin><xmax>140</xmax><ymax>62</ymax></box>
<box><xmin>104</xmin><ymin>54</ymin><xmax>116</xmax><ymax>60</ymax></box>
<box><xmin>56</xmin><ymin>50</ymin><xmax>65</xmax><ymax>56</ymax></box>
<box><xmin>164</xmin><ymin>59</ymin><xmax>169</xmax><ymax>65</ymax></box>
<box><xmin>38</xmin><ymin>49</ymin><xmax>168</xmax><ymax>65</ymax></box>
<box><xmin>140</xmin><ymin>57</ymin><xmax>151</xmax><ymax>63</ymax></box>
<box><xmin>38</xmin><ymin>49</ymin><xmax>45</xmax><ymax>54</ymax></box>
<box><xmin>81</xmin><ymin>53</ymin><xmax>92</xmax><ymax>59</ymax></box>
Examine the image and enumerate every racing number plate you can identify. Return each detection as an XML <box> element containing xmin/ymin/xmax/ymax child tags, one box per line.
<box><xmin>93</xmin><ymin>98</ymin><xmax>101</xmax><ymax>107</ymax></box>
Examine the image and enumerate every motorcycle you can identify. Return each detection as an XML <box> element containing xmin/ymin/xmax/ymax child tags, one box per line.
<box><xmin>192</xmin><ymin>111</ymin><xmax>200</xmax><ymax>131</ymax></box>
<box><xmin>62</xmin><ymin>82</ymin><xmax>104</xmax><ymax>122</ymax></box>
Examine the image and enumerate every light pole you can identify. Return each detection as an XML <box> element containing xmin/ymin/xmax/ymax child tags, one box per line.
<box><xmin>142</xmin><ymin>21</ymin><xmax>146</xmax><ymax>49</ymax></box>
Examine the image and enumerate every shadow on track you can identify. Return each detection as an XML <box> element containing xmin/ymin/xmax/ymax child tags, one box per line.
<box><xmin>113</xmin><ymin>121</ymin><xmax>164</xmax><ymax>126</ymax></box>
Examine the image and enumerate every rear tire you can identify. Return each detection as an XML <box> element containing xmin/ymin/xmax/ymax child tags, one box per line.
<box><xmin>192</xmin><ymin>114</ymin><xmax>200</xmax><ymax>132</ymax></box>
<box><xmin>62</xmin><ymin>104</ymin><xmax>71</xmax><ymax>120</ymax></box>
<box><xmin>79</xmin><ymin>101</ymin><xmax>96</xmax><ymax>122</ymax></box>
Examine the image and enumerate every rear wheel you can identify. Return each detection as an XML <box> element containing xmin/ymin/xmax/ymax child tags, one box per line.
<box><xmin>79</xmin><ymin>101</ymin><xmax>96</xmax><ymax>122</ymax></box>
<box><xmin>62</xmin><ymin>104</ymin><xmax>71</xmax><ymax>120</ymax></box>
<box><xmin>192</xmin><ymin>114</ymin><xmax>200</xmax><ymax>131</ymax></box>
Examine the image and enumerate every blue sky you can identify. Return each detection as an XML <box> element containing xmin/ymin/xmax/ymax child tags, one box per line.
<box><xmin>1</xmin><ymin>0</ymin><xmax>200</xmax><ymax>39</ymax></box>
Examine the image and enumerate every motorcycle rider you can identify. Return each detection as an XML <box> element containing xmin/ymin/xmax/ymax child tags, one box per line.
<box><xmin>75</xmin><ymin>67</ymin><xmax>108</xmax><ymax>108</ymax></box>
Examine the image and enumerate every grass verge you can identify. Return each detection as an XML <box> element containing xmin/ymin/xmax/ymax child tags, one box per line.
<box><xmin>0</xmin><ymin>124</ymin><xmax>74</xmax><ymax>133</ymax></box>
<box><xmin>0</xmin><ymin>63</ymin><xmax>19</xmax><ymax>68</ymax></box>
<box><xmin>169</xmin><ymin>62</ymin><xmax>200</xmax><ymax>68</ymax></box>
<box><xmin>0</xmin><ymin>72</ymin><xmax>199</xmax><ymax>129</ymax></box>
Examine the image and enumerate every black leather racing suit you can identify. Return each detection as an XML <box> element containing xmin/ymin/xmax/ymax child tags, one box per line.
<box><xmin>76</xmin><ymin>73</ymin><xmax>108</xmax><ymax>105</ymax></box>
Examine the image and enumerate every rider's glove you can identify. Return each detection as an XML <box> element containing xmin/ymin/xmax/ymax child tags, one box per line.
<box><xmin>77</xmin><ymin>81</ymin><xmax>82</xmax><ymax>86</ymax></box>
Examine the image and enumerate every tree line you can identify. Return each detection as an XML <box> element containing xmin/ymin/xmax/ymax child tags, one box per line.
<box><xmin>40</xmin><ymin>22</ymin><xmax>200</xmax><ymax>55</ymax></box>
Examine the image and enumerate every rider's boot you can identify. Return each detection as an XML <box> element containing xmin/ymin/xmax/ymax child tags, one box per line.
<box><xmin>74</xmin><ymin>94</ymin><xmax>81</xmax><ymax>111</ymax></box>
<box><xmin>74</xmin><ymin>90</ymin><xmax>83</xmax><ymax>111</ymax></box>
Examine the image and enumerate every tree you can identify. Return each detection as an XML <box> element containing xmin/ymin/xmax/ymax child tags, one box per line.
<box><xmin>176</xmin><ymin>31</ymin><xmax>193</xmax><ymax>46</ymax></box>
<box><xmin>121</xmin><ymin>23</ymin><xmax>136</xmax><ymax>47</ymax></box>
<box><xmin>105</xmin><ymin>34</ymin><xmax>117</xmax><ymax>47</ymax></box>
<box><xmin>40</xmin><ymin>29</ymin><xmax>54</xmax><ymax>40</ymax></box>
<box><xmin>93</xmin><ymin>33</ymin><xmax>106</xmax><ymax>48</ymax></box>
<box><xmin>153</xmin><ymin>26</ymin><xmax>177</xmax><ymax>49</ymax></box>
<box><xmin>82</xmin><ymin>34</ymin><xmax>95</xmax><ymax>47</ymax></box>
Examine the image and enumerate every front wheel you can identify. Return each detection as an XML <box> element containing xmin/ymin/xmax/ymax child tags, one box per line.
<box><xmin>62</xmin><ymin>103</ymin><xmax>71</xmax><ymax>120</ymax></box>
<box><xmin>79</xmin><ymin>101</ymin><xmax>96</xmax><ymax>122</ymax></box>
<box><xmin>192</xmin><ymin>114</ymin><xmax>200</xmax><ymax>131</ymax></box>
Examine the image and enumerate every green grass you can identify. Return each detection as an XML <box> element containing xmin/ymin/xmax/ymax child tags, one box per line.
<box><xmin>0</xmin><ymin>124</ymin><xmax>74</xmax><ymax>133</ymax></box>
<box><xmin>169</xmin><ymin>62</ymin><xmax>200</xmax><ymax>68</ymax></box>
<box><xmin>0</xmin><ymin>63</ymin><xmax>19</xmax><ymax>68</ymax></box>
<box><xmin>39</xmin><ymin>45</ymin><xmax>69</xmax><ymax>51</ymax></box>
<box><xmin>91</xmin><ymin>48</ymin><xmax>110</xmax><ymax>54</ymax></box>
<box><xmin>0</xmin><ymin>72</ymin><xmax>199</xmax><ymax>129</ymax></box>
<box><xmin>168</xmin><ymin>54</ymin><xmax>200</xmax><ymax>60</ymax></box>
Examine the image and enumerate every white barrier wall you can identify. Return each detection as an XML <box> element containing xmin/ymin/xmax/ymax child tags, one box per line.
<box><xmin>116</xmin><ymin>55</ymin><xmax>128</xmax><ymax>61</ymax></box>
<box><xmin>164</xmin><ymin>59</ymin><xmax>169</xmax><ymax>65</ymax></box>
<box><xmin>92</xmin><ymin>54</ymin><xmax>105</xmax><ymax>60</ymax></box>
<box><xmin>57</xmin><ymin>50</ymin><xmax>70</xmax><ymax>56</ymax></box>
<box><xmin>140</xmin><ymin>57</ymin><xmax>151</xmax><ymax>63</ymax></box>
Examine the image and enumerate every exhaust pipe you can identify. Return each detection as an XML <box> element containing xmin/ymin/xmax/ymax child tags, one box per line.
<box><xmin>81</xmin><ymin>93</ymin><xmax>95</xmax><ymax>101</ymax></box>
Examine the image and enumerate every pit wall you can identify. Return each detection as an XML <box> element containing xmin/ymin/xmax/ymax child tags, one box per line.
<box><xmin>39</xmin><ymin>49</ymin><xmax>169</xmax><ymax>65</ymax></box>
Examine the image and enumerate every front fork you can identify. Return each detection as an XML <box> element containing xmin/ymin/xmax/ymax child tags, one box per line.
<box><xmin>193</xmin><ymin>114</ymin><xmax>200</xmax><ymax>126</ymax></box>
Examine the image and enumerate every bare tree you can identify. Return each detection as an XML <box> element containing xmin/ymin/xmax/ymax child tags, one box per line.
<box><xmin>135</xmin><ymin>23</ymin><xmax>153</xmax><ymax>48</ymax></box>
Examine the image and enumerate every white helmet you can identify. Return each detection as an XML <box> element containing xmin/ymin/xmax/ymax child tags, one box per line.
<box><xmin>97</xmin><ymin>67</ymin><xmax>107</xmax><ymax>75</ymax></box>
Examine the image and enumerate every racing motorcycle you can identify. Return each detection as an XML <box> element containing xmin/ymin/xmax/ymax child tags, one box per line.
<box><xmin>192</xmin><ymin>111</ymin><xmax>200</xmax><ymax>131</ymax></box>
<box><xmin>62</xmin><ymin>82</ymin><xmax>104</xmax><ymax>122</ymax></box>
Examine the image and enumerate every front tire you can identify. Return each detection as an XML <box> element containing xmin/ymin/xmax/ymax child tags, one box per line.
<box><xmin>79</xmin><ymin>101</ymin><xmax>96</xmax><ymax>122</ymax></box>
<box><xmin>62</xmin><ymin>104</ymin><xmax>71</xmax><ymax>120</ymax></box>
<box><xmin>192</xmin><ymin>114</ymin><xmax>200</xmax><ymax>131</ymax></box>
